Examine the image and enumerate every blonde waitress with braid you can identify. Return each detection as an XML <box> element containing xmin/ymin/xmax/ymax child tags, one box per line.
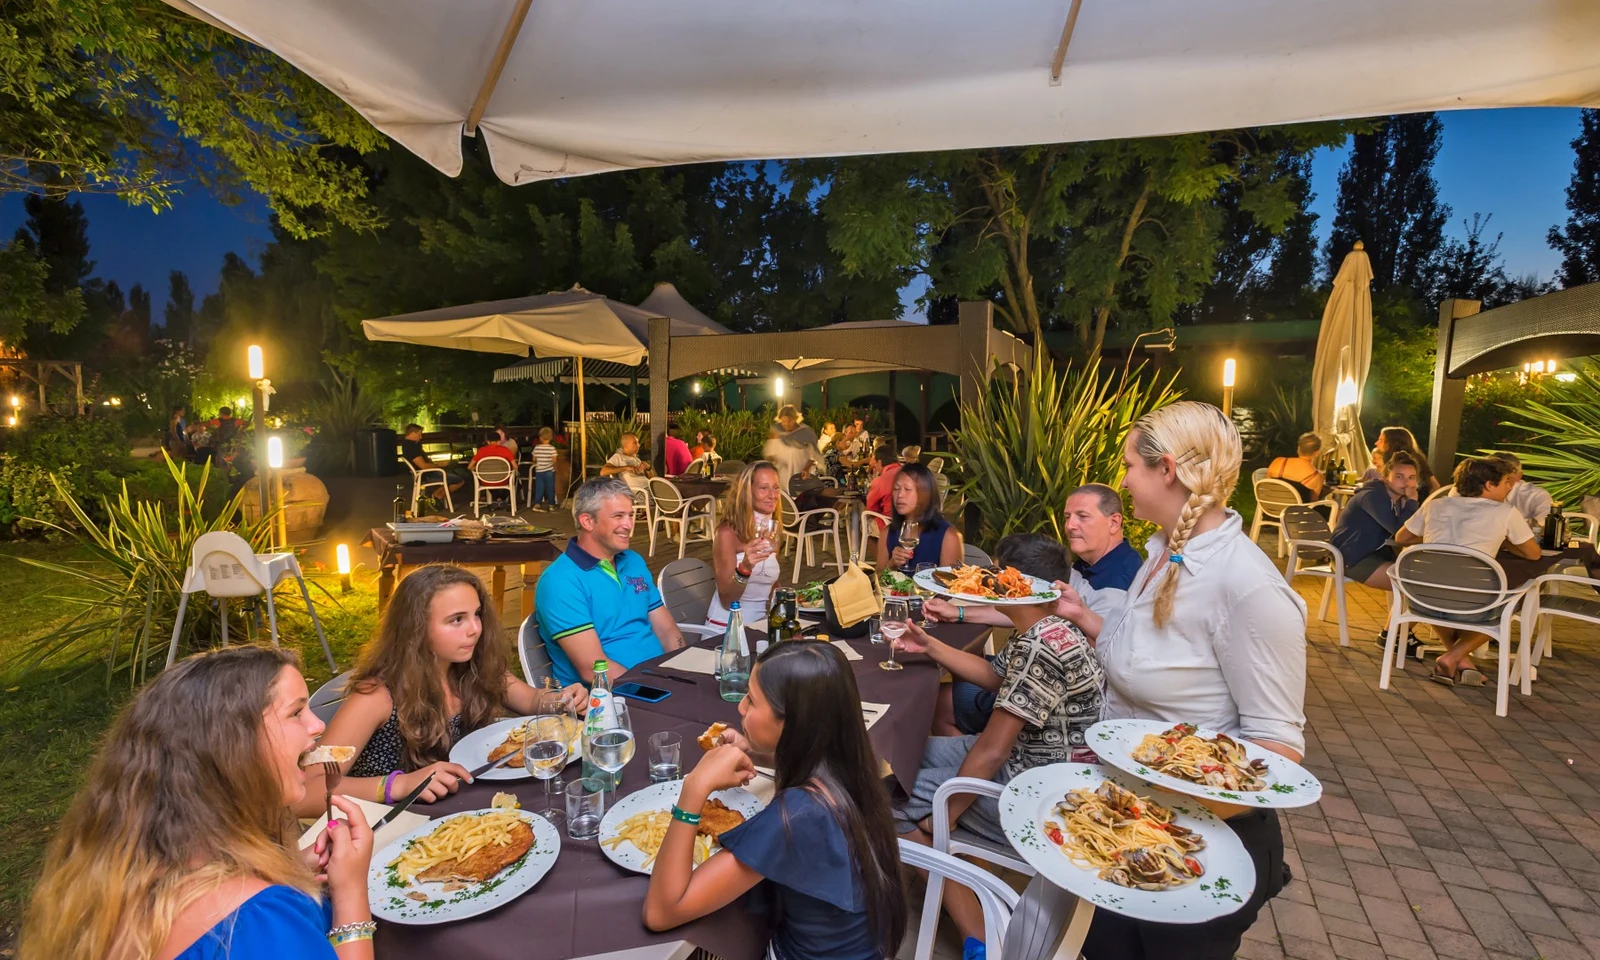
<box><xmin>1052</xmin><ymin>401</ymin><xmax>1308</xmax><ymax>960</ymax></box>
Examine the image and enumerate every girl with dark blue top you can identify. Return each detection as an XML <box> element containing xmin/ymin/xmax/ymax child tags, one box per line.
<box><xmin>878</xmin><ymin>462</ymin><xmax>962</xmax><ymax>572</ymax></box>
<box><xmin>20</xmin><ymin>647</ymin><xmax>376</xmax><ymax>960</ymax></box>
<box><xmin>643</xmin><ymin>642</ymin><xmax>908</xmax><ymax>960</ymax></box>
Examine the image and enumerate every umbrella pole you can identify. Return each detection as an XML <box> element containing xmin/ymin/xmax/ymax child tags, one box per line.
<box><xmin>577</xmin><ymin>355</ymin><xmax>587</xmax><ymax>480</ymax></box>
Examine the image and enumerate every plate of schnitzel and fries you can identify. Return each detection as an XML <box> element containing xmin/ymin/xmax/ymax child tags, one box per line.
<box><xmin>598</xmin><ymin>781</ymin><xmax>766</xmax><ymax>875</ymax></box>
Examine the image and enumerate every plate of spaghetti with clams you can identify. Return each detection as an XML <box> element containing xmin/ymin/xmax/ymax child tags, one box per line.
<box><xmin>1088</xmin><ymin>719</ymin><xmax>1323</xmax><ymax>809</ymax></box>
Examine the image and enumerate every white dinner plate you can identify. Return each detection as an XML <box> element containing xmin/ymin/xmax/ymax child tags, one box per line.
<box><xmin>451</xmin><ymin>716</ymin><xmax>583</xmax><ymax>781</ymax></box>
<box><xmin>1088</xmin><ymin>718</ymin><xmax>1323</xmax><ymax>809</ymax></box>
<box><xmin>999</xmin><ymin>763</ymin><xmax>1255</xmax><ymax>924</ymax></box>
<box><xmin>598</xmin><ymin>780</ymin><xmax>766</xmax><ymax>875</ymax></box>
<box><xmin>912</xmin><ymin>566</ymin><xmax>1060</xmax><ymax>605</ymax></box>
<box><xmin>369</xmin><ymin>808</ymin><xmax>560</xmax><ymax>924</ymax></box>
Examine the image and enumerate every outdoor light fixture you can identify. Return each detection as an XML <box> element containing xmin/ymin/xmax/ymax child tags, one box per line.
<box><xmin>109</xmin><ymin>397</ymin><xmax>121</xmax><ymax>406</ymax></box>
<box><xmin>7</xmin><ymin>395</ymin><xmax>17</xmax><ymax>409</ymax></box>
<box><xmin>236</xmin><ymin>396</ymin><xmax>248</xmax><ymax>409</ymax></box>
<box><xmin>1548</xmin><ymin>358</ymin><xmax>1557</xmax><ymax>373</ymax></box>
<box><xmin>5</xmin><ymin>416</ymin><xmax>14</xmax><ymax>428</ymax></box>
<box><xmin>1221</xmin><ymin>358</ymin><xmax>1236</xmax><ymax>417</ymax></box>
<box><xmin>336</xmin><ymin>543</ymin><xmax>353</xmax><ymax>593</ymax></box>
<box><xmin>248</xmin><ymin>345</ymin><xmax>265</xmax><ymax>380</ymax></box>
<box><xmin>774</xmin><ymin>375</ymin><xmax>785</xmax><ymax>398</ymax></box>
<box><xmin>1335</xmin><ymin>375</ymin><xmax>1359</xmax><ymax>409</ymax></box>
<box><xmin>1556</xmin><ymin>373</ymin><xmax>1578</xmax><ymax>382</ymax></box>
<box><xmin>267</xmin><ymin>435</ymin><xmax>284</xmax><ymax>469</ymax></box>
<box><xmin>691</xmin><ymin>381</ymin><xmax>701</xmax><ymax>395</ymax></box>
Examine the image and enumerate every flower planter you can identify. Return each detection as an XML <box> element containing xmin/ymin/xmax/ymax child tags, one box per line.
<box><xmin>240</xmin><ymin>466</ymin><xmax>330</xmax><ymax>543</ymax></box>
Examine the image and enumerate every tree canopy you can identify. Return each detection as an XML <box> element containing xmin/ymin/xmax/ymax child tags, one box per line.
<box><xmin>1548</xmin><ymin>108</ymin><xmax>1600</xmax><ymax>289</ymax></box>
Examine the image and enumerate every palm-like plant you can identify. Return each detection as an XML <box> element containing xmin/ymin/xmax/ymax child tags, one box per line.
<box><xmin>304</xmin><ymin>367</ymin><xmax>385</xmax><ymax>472</ymax></box>
<box><xmin>948</xmin><ymin>350</ymin><xmax>1181</xmax><ymax>545</ymax></box>
<box><xmin>10</xmin><ymin>455</ymin><xmax>275</xmax><ymax>686</ymax></box>
<box><xmin>1496</xmin><ymin>361</ymin><xmax>1600</xmax><ymax>503</ymax></box>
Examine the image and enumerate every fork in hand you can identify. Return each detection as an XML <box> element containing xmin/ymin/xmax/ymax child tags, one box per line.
<box><xmin>321</xmin><ymin>761</ymin><xmax>343</xmax><ymax>826</ymax></box>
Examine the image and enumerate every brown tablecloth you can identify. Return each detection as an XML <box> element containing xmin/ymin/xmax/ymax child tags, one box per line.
<box><xmin>1497</xmin><ymin>543</ymin><xmax>1600</xmax><ymax>588</ymax></box>
<box><xmin>366</xmin><ymin>526</ymin><xmax>564</xmax><ymax>568</ymax></box>
<box><xmin>665</xmin><ymin>475</ymin><xmax>730</xmax><ymax>502</ymax></box>
<box><xmin>377</xmin><ymin>710</ymin><xmax>772</xmax><ymax>960</ymax></box>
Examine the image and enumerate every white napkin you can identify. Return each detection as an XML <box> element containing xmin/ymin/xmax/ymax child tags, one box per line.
<box><xmin>831</xmin><ymin>640</ymin><xmax>864</xmax><ymax>661</ymax></box>
<box><xmin>298</xmin><ymin>795</ymin><xmax>428</xmax><ymax>854</ymax></box>
<box><xmin>660</xmin><ymin>646</ymin><xmax>720</xmax><ymax>675</ymax></box>
<box><xmin>861</xmin><ymin>701</ymin><xmax>890</xmax><ymax>730</ymax></box>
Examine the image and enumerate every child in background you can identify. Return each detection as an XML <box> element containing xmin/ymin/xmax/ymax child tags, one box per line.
<box><xmin>532</xmin><ymin>427</ymin><xmax>559</xmax><ymax>510</ymax></box>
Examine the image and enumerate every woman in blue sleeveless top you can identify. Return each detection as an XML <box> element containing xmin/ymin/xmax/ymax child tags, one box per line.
<box><xmin>878</xmin><ymin>462</ymin><xmax>963</xmax><ymax>571</ymax></box>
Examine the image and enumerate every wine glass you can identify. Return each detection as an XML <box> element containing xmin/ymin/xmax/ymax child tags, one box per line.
<box><xmin>898</xmin><ymin>521</ymin><xmax>921</xmax><ymax>569</ymax></box>
<box><xmin>522</xmin><ymin>715</ymin><xmax>571</xmax><ymax>822</ymax></box>
<box><xmin>584</xmin><ymin>698</ymin><xmax>636</xmax><ymax>791</ymax></box>
<box><xmin>913</xmin><ymin>563</ymin><xmax>935</xmax><ymax>625</ymax></box>
<box><xmin>879</xmin><ymin>597</ymin><xmax>909</xmax><ymax>672</ymax></box>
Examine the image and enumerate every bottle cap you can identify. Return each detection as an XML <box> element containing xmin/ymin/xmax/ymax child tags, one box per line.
<box><xmin>593</xmin><ymin>659</ymin><xmax>608</xmax><ymax>672</ymax></box>
<box><xmin>730</xmin><ymin>601</ymin><xmax>741</xmax><ymax>610</ymax></box>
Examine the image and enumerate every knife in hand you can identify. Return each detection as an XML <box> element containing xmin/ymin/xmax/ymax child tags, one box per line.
<box><xmin>468</xmin><ymin>749</ymin><xmax>526</xmax><ymax>780</ymax></box>
<box><xmin>372</xmin><ymin>773</ymin><xmax>434</xmax><ymax>831</ymax></box>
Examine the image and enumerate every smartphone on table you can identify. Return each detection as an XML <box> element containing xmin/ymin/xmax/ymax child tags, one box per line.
<box><xmin>613</xmin><ymin>681</ymin><xmax>672</xmax><ymax>703</ymax></box>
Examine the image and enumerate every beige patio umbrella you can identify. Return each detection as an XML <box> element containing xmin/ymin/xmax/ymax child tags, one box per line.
<box><xmin>1311</xmin><ymin>242</ymin><xmax>1375</xmax><ymax>476</ymax></box>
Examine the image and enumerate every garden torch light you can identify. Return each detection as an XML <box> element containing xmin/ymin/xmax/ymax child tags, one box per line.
<box><xmin>336</xmin><ymin>543</ymin><xmax>352</xmax><ymax>593</ymax></box>
<box><xmin>266</xmin><ymin>434</ymin><xmax>288</xmax><ymax>550</ymax></box>
<box><xmin>774</xmin><ymin>375</ymin><xmax>785</xmax><ymax>400</ymax></box>
<box><xmin>248</xmin><ymin>345</ymin><xmax>271</xmax><ymax>530</ymax></box>
<box><xmin>1221</xmin><ymin>358</ymin><xmax>1236</xmax><ymax>418</ymax></box>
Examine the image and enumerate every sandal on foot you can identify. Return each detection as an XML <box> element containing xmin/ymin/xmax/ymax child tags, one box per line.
<box><xmin>1458</xmin><ymin>668</ymin><xmax>1488</xmax><ymax>687</ymax></box>
<box><xmin>1430</xmin><ymin>663</ymin><xmax>1458</xmax><ymax>686</ymax></box>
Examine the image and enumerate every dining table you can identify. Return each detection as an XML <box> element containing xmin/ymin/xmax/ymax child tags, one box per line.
<box><xmin>374</xmin><ymin>618</ymin><xmax>992</xmax><ymax>960</ymax></box>
<box><xmin>364</xmin><ymin>526</ymin><xmax>563</xmax><ymax>620</ymax></box>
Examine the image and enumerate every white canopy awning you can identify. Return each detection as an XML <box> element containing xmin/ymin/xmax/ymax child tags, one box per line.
<box><xmin>163</xmin><ymin>0</ymin><xmax>1600</xmax><ymax>185</ymax></box>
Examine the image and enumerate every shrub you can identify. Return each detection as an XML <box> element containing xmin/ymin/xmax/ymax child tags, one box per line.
<box><xmin>0</xmin><ymin>412</ymin><xmax>134</xmax><ymax>508</ymax></box>
<box><xmin>1496</xmin><ymin>361</ymin><xmax>1600</xmax><ymax>503</ymax></box>
<box><xmin>0</xmin><ymin>454</ymin><xmax>72</xmax><ymax>538</ymax></box>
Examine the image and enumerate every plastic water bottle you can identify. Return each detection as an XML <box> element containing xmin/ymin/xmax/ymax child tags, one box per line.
<box><xmin>718</xmin><ymin>602</ymin><xmax>751</xmax><ymax>703</ymax></box>
<box><xmin>583</xmin><ymin>659</ymin><xmax>617</xmax><ymax>788</ymax></box>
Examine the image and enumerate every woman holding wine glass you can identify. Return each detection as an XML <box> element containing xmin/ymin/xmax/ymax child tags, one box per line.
<box><xmin>875</xmin><ymin>463</ymin><xmax>961</xmax><ymax>572</ymax></box>
<box><xmin>706</xmin><ymin>462</ymin><xmax>784</xmax><ymax>630</ymax></box>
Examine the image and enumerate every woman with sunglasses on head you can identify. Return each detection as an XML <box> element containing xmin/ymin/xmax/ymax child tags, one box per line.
<box><xmin>1051</xmin><ymin>401</ymin><xmax>1308</xmax><ymax>960</ymax></box>
<box><xmin>21</xmin><ymin>646</ymin><xmax>375</xmax><ymax>960</ymax></box>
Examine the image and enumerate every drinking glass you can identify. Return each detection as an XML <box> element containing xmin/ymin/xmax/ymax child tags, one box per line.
<box><xmin>900</xmin><ymin>521</ymin><xmax>921</xmax><ymax>554</ymax></box>
<box><xmin>521</xmin><ymin>715</ymin><xmax>571</xmax><ymax>823</ymax></box>
<box><xmin>879</xmin><ymin>597</ymin><xmax>909</xmax><ymax>671</ymax></box>
<box><xmin>564</xmin><ymin>777</ymin><xmax>606</xmax><ymax>840</ymax></box>
<box><xmin>913</xmin><ymin>563</ymin><xmax>935</xmax><ymax>625</ymax></box>
<box><xmin>584</xmin><ymin>698</ymin><xmax>636</xmax><ymax>791</ymax></box>
<box><xmin>648</xmin><ymin>731</ymin><xmax>683</xmax><ymax>783</ymax></box>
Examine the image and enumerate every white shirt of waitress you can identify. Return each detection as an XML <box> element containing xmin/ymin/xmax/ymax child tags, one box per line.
<box><xmin>1095</xmin><ymin>510</ymin><xmax>1309</xmax><ymax>757</ymax></box>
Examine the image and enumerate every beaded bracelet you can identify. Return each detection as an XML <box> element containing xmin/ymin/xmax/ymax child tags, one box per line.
<box><xmin>670</xmin><ymin>804</ymin><xmax>701</xmax><ymax>825</ymax></box>
<box><xmin>328</xmin><ymin>920</ymin><xmax>376</xmax><ymax>947</ymax></box>
<box><xmin>382</xmin><ymin>770</ymin><xmax>402</xmax><ymax>804</ymax></box>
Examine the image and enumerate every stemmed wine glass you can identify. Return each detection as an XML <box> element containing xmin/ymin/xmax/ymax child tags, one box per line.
<box><xmin>584</xmin><ymin>698</ymin><xmax>636</xmax><ymax>792</ymax></box>
<box><xmin>879</xmin><ymin>597</ymin><xmax>909</xmax><ymax>672</ymax></box>
<box><xmin>522</xmin><ymin>714</ymin><xmax>571</xmax><ymax>822</ymax></box>
<box><xmin>898</xmin><ymin>520</ymin><xmax>921</xmax><ymax>569</ymax></box>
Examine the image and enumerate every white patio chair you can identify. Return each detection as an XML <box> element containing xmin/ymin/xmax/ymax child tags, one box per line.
<box><xmin>1281</xmin><ymin>502</ymin><xmax>1350</xmax><ymax>646</ymax></box>
<box><xmin>1421</xmin><ymin>482</ymin><xmax>1455</xmax><ymax>506</ymax></box>
<box><xmin>899</xmin><ymin>840</ymin><xmax>1016</xmax><ymax>960</ymax></box>
<box><xmin>1252</xmin><ymin>466</ymin><xmax>1268</xmax><ymax>485</ymax></box>
<box><xmin>713</xmin><ymin>459</ymin><xmax>746</xmax><ymax>477</ymax></box>
<box><xmin>1250</xmin><ymin>477</ymin><xmax>1305</xmax><ymax>558</ymax></box>
<box><xmin>403</xmin><ymin>457</ymin><xmax>453</xmax><ymax>514</ymax></box>
<box><xmin>309</xmin><ymin>670</ymin><xmax>353</xmax><ymax>724</ymax></box>
<box><xmin>166</xmin><ymin>531</ymin><xmax>336</xmax><ymax>672</ymax></box>
<box><xmin>779</xmin><ymin>490</ymin><xmax>845</xmax><ymax>583</ymax></box>
<box><xmin>472</xmin><ymin>455</ymin><xmax>518</xmax><ymax>516</ymax></box>
<box><xmin>1517</xmin><ymin>572</ymin><xmax>1600</xmax><ymax>690</ymax></box>
<box><xmin>858</xmin><ymin>509</ymin><xmax>891</xmax><ymax>564</ymax></box>
<box><xmin>656</xmin><ymin>557</ymin><xmax>718</xmax><ymax>625</ymax></box>
<box><xmin>1381</xmin><ymin>543</ymin><xmax>1531</xmax><ymax>717</ymax></box>
<box><xmin>647</xmin><ymin>477</ymin><xmax>717</xmax><ymax>559</ymax></box>
<box><xmin>1565</xmin><ymin>512</ymin><xmax>1599</xmax><ymax>546</ymax></box>
<box><xmin>928</xmin><ymin>456</ymin><xmax>945</xmax><ymax>474</ymax></box>
<box><xmin>962</xmin><ymin>543</ymin><xmax>994</xmax><ymax>568</ymax></box>
<box><xmin>517</xmin><ymin>615</ymin><xmax>555</xmax><ymax>687</ymax></box>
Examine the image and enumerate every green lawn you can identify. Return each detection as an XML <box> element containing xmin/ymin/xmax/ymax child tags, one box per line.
<box><xmin>0</xmin><ymin>541</ymin><xmax>382</xmax><ymax>942</ymax></box>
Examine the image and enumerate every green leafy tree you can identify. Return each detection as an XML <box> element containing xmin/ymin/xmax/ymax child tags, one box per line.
<box><xmin>164</xmin><ymin>270</ymin><xmax>195</xmax><ymax>346</ymax></box>
<box><xmin>1</xmin><ymin>0</ymin><xmax>385</xmax><ymax>236</ymax></box>
<box><xmin>1547</xmin><ymin>108</ymin><xmax>1600</xmax><ymax>289</ymax></box>
<box><xmin>1325</xmin><ymin>114</ymin><xmax>1449</xmax><ymax>293</ymax></box>
<box><xmin>788</xmin><ymin>125</ymin><xmax>1350</xmax><ymax>354</ymax></box>
<box><xmin>1429</xmin><ymin>214</ymin><xmax>1550</xmax><ymax>308</ymax></box>
<box><xmin>0</xmin><ymin>239</ymin><xmax>83</xmax><ymax>346</ymax></box>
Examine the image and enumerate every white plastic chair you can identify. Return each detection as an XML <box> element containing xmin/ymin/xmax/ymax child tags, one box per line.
<box><xmin>928</xmin><ymin>456</ymin><xmax>945</xmax><ymax>474</ymax></box>
<box><xmin>647</xmin><ymin>477</ymin><xmax>716</xmax><ymax>559</ymax></box>
<box><xmin>1517</xmin><ymin>572</ymin><xmax>1600</xmax><ymax>691</ymax></box>
<box><xmin>962</xmin><ymin>542</ymin><xmax>994</xmax><ymax>568</ymax></box>
<box><xmin>1422</xmin><ymin>482</ymin><xmax>1455</xmax><ymax>506</ymax></box>
<box><xmin>404</xmin><ymin>457</ymin><xmax>453</xmax><ymax>513</ymax></box>
<box><xmin>165</xmin><ymin>531</ymin><xmax>335</xmax><ymax>672</ymax></box>
<box><xmin>472</xmin><ymin>455</ymin><xmax>517</xmax><ymax>516</ymax></box>
<box><xmin>309</xmin><ymin>670</ymin><xmax>353</xmax><ymax>723</ymax></box>
<box><xmin>656</xmin><ymin>557</ymin><xmax>718</xmax><ymax>625</ymax></box>
<box><xmin>1381</xmin><ymin>543</ymin><xmax>1530</xmax><ymax>717</ymax></box>
<box><xmin>899</xmin><ymin>840</ymin><xmax>1017</xmax><ymax>960</ymax></box>
<box><xmin>858</xmin><ymin>508</ymin><xmax>891</xmax><ymax>565</ymax></box>
<box><xmin>1252</xmin><ymin>466</ymin><xmax>1268</xmax><ymax>485</ymax></box>
<box><xmin>518</xmin><ymin>614</ymin><xmax>556</xmax><ymax>687</ymax></box>
<box><xmin>1250</xmin><ymin>477</ymin><xmax>1305</xmax><ymax>557</ymax></box>
<box><xmin>1565</xmin><ymin>512</ymin><xmax>1599</xmax><ymax>546</ymax></box>
<box><xmin>1281</xmin><ymin>502</ymin><xmax>1350</xmax><ymax>647</ymax></box>
<box><xmin>779</xmin><ymin>490</ymin><xmax>845</xmax><ymax>583</ymax></box>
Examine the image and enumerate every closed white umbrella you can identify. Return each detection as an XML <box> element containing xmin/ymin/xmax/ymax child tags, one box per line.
<box><xmin>163</xmin><ymin>0</ymin><xmax>1600</xmax><ymax>185</ymax></box>
<box><xmin>1312</xmin><ymin>243</ymin><xmax>1375</xmax><ymax>476</ymax></box>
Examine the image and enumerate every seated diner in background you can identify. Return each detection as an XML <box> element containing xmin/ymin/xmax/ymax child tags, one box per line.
<box><xmin>491</xmin><ymin>424</ymin><xmax>519</xmax><ymax>457</ymax></box>
<box><xmin>664</xmin><ymin>430</ymin><xmax>694</xmax><ymax>476</ymax></box>
<box><xmin>1488</xmin><ymin>452</ymin><xmax>1554</xmax><ymax>530</ymax></box>
<box><xmin>706</xmin><ymin>461</ymin><xmax>784</xmax><ymax>629</ymax></box>
<box><xmin>1396</xmin><ymin>456</ymin><xmax>1540</xmax><ymax>686</ymax></box>
<box><xmin>876</xmin><ymin>462</ymin><xmax>962</xmax><ymax>571</ymax></box>
<box><xmin>642</xmin><ymin>641</ymin><xmax>907</xmax><ymax>960</ymax></box>
<box><xmin>535</xmin><ymin>477</ymin><xmax>687</xmax><ymax>685</ymax></box>
<box><xmin>893</xmin><ymin>534</ymin><xmax>1104</xmax><ymax>952</ymax></box>
<box><xmin>20</xmin><ymin>645</ymin><xmax>379</xmax><ymax>960</ymax></box>
<box><xmin>601</xmin><ymin>432</ymin><xmax>652</xmax><ymax>488</ymax></box>
<box><xmin>864</xmin><ymin>442</ymin><xmax>901</xmax><ymax>522</ymax></box>
<box><xmin>1363</xmin><ymin>425</ymin><xmax>1440</xmax><ymax>495</ymax></box>
<box><xmin>1330</xmin><ymin>450</ymin><xmax>1421</xmax><ymax>592</ymax></box>
<box><xmin>400</xmin><ymin>423</ymin><xmax>469</xmax><ymax>497</ymax></box>
<box><xmin>817</xmin><ymin>420</ymin><xmax>838</xmax><ymax>454</ymax></box>
<box><xmin>1266</xmin><ymin>431</ymin><xmax>1325</xmax><ymax>502</ymax></box>
<box><xmin>303</xmin><ymin>563</ymin><xmax>585</xmax><ymax>818</ymax></box>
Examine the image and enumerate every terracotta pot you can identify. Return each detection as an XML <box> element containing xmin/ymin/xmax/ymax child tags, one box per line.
<box><xmin>240</xmin><ymin>467</ymin><xmax>330</xmax><ymax>542</ymax></box>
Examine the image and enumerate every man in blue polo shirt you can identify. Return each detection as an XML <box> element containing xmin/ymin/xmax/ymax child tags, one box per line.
<box><xmin>535</xmin><ymin>477</ymin><xmax>686</xmax><ymax>686</ymax></box>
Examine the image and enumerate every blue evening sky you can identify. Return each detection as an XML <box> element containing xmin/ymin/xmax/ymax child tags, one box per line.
<box><xmin>0</xmin><ymin>107</ymin><xmax>1584</xmax><ymax>319</ymax></box>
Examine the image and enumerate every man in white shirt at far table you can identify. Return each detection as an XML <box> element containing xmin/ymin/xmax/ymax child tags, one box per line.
<box><xmin>1488</xmin><ymin>452</ymin><xmax>1554</xmax><ymax>532</ymax></box>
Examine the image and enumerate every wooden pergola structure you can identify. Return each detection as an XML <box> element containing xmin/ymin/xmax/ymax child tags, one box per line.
<box><xmin>646</xmin><ymin>301</ymin><xmax>1032</xmax><ymax>463</ymax></box>
<box><xmin>0</xmin><ymin>358</ymin><xmax>85</xmax><ymax>415</ymax></box>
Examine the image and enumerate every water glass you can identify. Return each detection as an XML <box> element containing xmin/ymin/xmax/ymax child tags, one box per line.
<box><xmin>868</xmin><ymin>615</ymin><xmax>882</xmax><ymax>643</ymax></box>
<box><xmin>584</xmin><ymin>698</ymin><xmax>636</xmax><ymax>791</ymax></box>
<box><xmin>522</xmin><ymin>715</ymin><xmax>571</xmax><ymax>823</ymax></box>
<box><xmin>648</xmin><ymin>731</ymin><xmax>683</xmax><ymax>783</ymax></box>
<box><xmin>564</xmin><ymin>777</ymin><xmax>606</xmax><ymax>840</ymax></box>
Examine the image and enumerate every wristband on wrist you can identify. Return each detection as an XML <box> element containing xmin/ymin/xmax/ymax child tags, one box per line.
<box><xmin>328</xmin><ymin>921</ymin><xmax>376</xmax><ymax>947</ymax></box>
<box><xmin>956</xmin><ymin>605</ymin><xmax>965</xmax><ymax>623</ymax></box>
<box><xmin>670</xmin><ymin>804</ymin><xmax>702</xmax><ymax>825</ymax></box>
<box><xmin>382</xmin><ymin>770</ymin><xmax>402</xmax><ymax>804</ymax></box>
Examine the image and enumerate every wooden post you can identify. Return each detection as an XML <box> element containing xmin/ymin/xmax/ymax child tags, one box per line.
<box><xmin>74</xmin><ymin>364</ymin><xmax>83</xmax><ymax>415</ymax></box>
<box><xmin>648</xmin><ymin>317</ymin><xmax>671</xmax><ymax>473</ymax></box>
<box><xmin>1429</xmin><ymin>299</ymin><xmax>1478</xmax><ymax>472</ymax></box>
<box><xmin>576</xmin><ymin>356</ymin><xmax>587</xmax><ymax>480</ymax></box>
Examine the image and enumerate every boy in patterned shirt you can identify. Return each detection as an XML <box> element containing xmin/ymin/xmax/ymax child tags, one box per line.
<box><xmin>891</xmin><ymin>533</ymin><xmax>1103</xmax><ymax>949</ymax></box>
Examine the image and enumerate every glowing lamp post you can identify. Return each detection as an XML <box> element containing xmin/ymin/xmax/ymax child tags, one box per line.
<box><xmin>1221</xmin><ymin>358</ymin><xmax>1236</xmax><ymax>417</ymax></box>
<box><xmin>266</xmin><ymin>435</ymin><xmax>288</xmax><ymax>548</ymax></box>
<box><xmin>7</xmin><ymin>394</ymin><xmax>18</xmax><ymax>428</ymax></box>
<box><xmin>773</xmin><ymin>375</ymin><xmax>785</xmax><ymax>400</ymax></box>
<box><xmin>248</xmin><ymin>345</ymin><xmax>272</xmax><ymax>524</ymax></box>
<box><xmin>336</xmin><ymin>543</ymin><xmax>353</xmax><ymax>593</ymax></box>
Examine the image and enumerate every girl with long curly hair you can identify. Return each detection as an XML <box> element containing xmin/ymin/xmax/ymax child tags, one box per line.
<box><xmin>303</xmin><ymin>564</ymin><xmax>586</xmax><ymax>816</ymax></box>
<box><xmin>22</xmin><ymin>646</ymin><xmax>375</xmax><ymax>960</ymax></box>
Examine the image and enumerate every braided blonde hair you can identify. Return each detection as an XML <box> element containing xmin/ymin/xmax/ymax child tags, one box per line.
<box><xmin>1130</xmin><ymin>401</ymin><xmax>1242</xmax><ymax>628</ymax></box>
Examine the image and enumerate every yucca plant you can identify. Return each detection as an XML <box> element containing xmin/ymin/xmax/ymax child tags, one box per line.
<box><xmin>1496</xmin><ymin>360</ymin><xmax>1600</xmax><ymax>503</ymax></box>
<box><xmin>10</xmin><ymin>454</ymin><xmax>275</xmax><ymax>687</ymax></box>
<box><xmin>304</xmin><ymin>367</ymin><xmax>385</xmax><ymax>473</ymax></box>
<box><xmin>948</xmin><ymin>349</ymin><xmax>1181</xmax><ymax>546</ymax></box>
